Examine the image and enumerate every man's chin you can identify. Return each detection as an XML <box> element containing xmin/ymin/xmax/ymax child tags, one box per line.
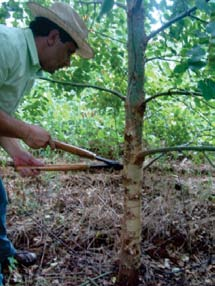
<box><xmin>48</xmin><ymin>70</ymin><xmax>55</xmax><ymax>74</ymax></box>
<box><xmin>42</xmin><ymin>66</ymin><xmax>56</xmax><ymax>74</ymax></box>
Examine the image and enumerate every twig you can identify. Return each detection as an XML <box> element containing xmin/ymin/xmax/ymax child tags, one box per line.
<box><xmin>164</xmin><ymin>256</ymin><xmax>215</xmax><ymax>274</ymax></box>
<box><xmin>87</xmin><ymin>277</ymin><xmax>99</xmax><ymax>285</ymax></box>
<box><xmin>203</xmin><ymin>152</ymin><xmax>215</xmax><ymax>168</ymax></box>
<box><xmin>147</xmin><ymin>0</ymin><xmax>210</xmax><ymax>41</ymax></box>
<box><xmin>91</xmin><ymin>30</ymin><xmax>126</xmax><ymax>44</ymax></box>
<box><xmin>145</xmin><ymin>56</ymin><xmax>180</xmax><ymax>63</ymax></box>
<box><xmin>38</xmin><ymin>76</ymin><xmax>126</xmax><ymax>101</ymax></box>
<box><xmin>189</xmin><ymin>15</ymin><xmax>208</xmax><ymax>24</ymax></box>
<box><xmin>79</xmin><ymin>271</ymin><xmax>112</xmax><ymax>286</ymax></box>
<box><xmin>178</xmin><ymin>97</ymin><xmax>213</xmax><ymax>126</ymax></box>
<box><xmin>38</xmin><ymin>239</ymin><xmax>47</xmax><ymax>272</ymax></box>
<box><xmin>27</xmin><ymin>213</ymin><xmax>82</xmax><ymax>254</ymax></box>
<box><xmin>143</xmin><ymin>153</ymin><xmax>164</xmax><ymax>170</ymax></box>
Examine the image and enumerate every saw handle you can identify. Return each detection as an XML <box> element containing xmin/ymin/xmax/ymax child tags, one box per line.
<box><xmin>53</xmin><ymin>140</ymin><xmax>123</xmax><ymax>169</ymax></box>
<box><xmin>15</xmin><ymin>163</ymin><xmax>89</xmax><ymax>172</ymax></box>
<box><xmin>54</xmin><ymin>140</ymin><xmax>96</xmax><ymax>159</ymax></box>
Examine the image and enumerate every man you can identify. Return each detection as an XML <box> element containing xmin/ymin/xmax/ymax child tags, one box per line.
<box><xmin>0</xmin><ymin>1</ymin><xmax>93</xmax><ymax>284</ymax></box>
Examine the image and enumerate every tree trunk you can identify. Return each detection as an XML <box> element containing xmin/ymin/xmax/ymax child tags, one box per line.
<box><xmin>117</xmin><ymin>1</ymin><xmax>146</xmax><ymax>285</ymax></box>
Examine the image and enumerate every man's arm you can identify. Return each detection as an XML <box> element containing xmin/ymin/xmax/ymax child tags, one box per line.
<box><xmin>0</xmin><ymin>110</ymin><xmax>54</xmax><ymax>149</ymax></box>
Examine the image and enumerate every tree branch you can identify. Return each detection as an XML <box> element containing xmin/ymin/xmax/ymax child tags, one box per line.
<box><xmin>79</xmin><ymin>0</ymin><xmax>126</xmax><ymax>10</ymax></box>
<box><xmin>189</xmin><ymin>15</ymin><xmax>208</xmax><ymax>24</ymax></box>
<box><xmin>144</xmin><ymin>90</ymin><xmax>202</xmax><ymax>104</ymax></box>
<box><xmin>38</xmin><ymin>76</ymin><xmax>126</xmax><ymax>101</ymax></box>
<box><xmin>135</xmin><ymin>145</ymin><xmax>215</xmax><ymax>164</ymax></box>
<box><xmin>147</xmin><ymin>0</ymin><xmax>210</xmax><ymax>41</ymax></box>
<box><xmin>203</xmin><ymin>152</ymin><xmax>215</xmax><ymax>168</ymax></box>
<box><xmin>145</xmin><ymin>56</ymin><xmax>180</xmax><ymax>63</ymax></box>
<box><xmin>92</xmin><ymin>30</ymin><xmax>126</xmax><ymax>44</ymax></box>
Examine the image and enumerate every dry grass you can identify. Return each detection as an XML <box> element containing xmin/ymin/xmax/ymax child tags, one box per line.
<box><xmin>0</xmin><ymin>159</ymin><xmax>214</xmax><ymax>286</ymax></box>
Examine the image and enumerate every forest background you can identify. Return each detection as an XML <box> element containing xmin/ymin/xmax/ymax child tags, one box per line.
<box><xmin>1</xmin><ymin>0</ymin><xmax>215</xmax><ymax>161</ymax></box>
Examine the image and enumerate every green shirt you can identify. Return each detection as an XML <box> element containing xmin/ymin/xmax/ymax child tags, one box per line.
<box><xmin>0</xmin><ymin>25</ymin><xmax>41</xmax><ymax>115</ymax></box>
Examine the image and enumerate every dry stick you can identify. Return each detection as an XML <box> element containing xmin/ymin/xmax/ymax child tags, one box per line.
<box><xmin>86</xmin><ymin>277</ymin><xmax>99</xmax><ymax>286</ymax></box>
<box><xmin>28</xmin><ymin>213</ymin><xmax>82</xmax><ymax>254</ymax></box>
<box><xmin>38</xmin><ymin>240</ymin><xmax>47</xmax><ymax>271</ymax></box>
<box><xmin>79</xmin><ymin>271</ymin><xmax>112</xmax><ymax>286</ymax></box>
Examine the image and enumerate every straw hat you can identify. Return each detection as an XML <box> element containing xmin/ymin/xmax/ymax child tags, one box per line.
<box><xmin>27</xmin><ymin>2</ymin><xmax>94</xmax><ymax>59</ymax></box>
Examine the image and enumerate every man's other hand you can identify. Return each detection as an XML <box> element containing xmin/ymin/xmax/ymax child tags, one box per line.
<box><xmin>13</xmin><ymin>150</ymin><xmax>44</xmax><ymax>177</ymax></box>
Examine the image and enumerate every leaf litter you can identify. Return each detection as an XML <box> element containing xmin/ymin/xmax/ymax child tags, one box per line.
<box><xmin>0</xmin><ymin>159</ymin><xmax>214</xmax><ymax>286</ymax></box>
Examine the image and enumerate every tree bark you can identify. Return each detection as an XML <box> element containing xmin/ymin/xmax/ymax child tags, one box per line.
<box><xmin>117</xmin><ymin>1</ymin><xmax>146</xmax><ymax>285</ymax></box>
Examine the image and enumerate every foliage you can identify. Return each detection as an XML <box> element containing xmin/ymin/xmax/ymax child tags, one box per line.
<box><xmin>17</xmin><ymin>80</ymin><xmax>124</xmax><ymax>158</ymax></box>
<box><xmin>0</xmin><ymin>0</ymin><xmax>215</xmax><ymax>160</ymax></box>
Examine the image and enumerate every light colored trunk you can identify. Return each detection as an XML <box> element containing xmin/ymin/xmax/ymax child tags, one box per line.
<box><xmin>117</xmin><ymin>1</ymin><xmax>146</xmax><ymax>285</ymax></box>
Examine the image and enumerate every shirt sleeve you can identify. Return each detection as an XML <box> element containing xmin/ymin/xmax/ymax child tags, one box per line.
<box><xmin>0</xmin><ymin>49</ymin><xmax>8</xmax><ymax>86</ymax></box>
<box><xmin>0</xmin><ymin>36</ymin><xmax>17</xmax><ymax>87</ymax></box>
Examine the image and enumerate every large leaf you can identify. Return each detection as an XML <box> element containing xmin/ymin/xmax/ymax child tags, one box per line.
<box><xmin>186</xmin><ymin>45</ymin><xmax>206</xmax><ymax>61</ymax></box>
<box><xmin>173</xmin><ymin>62</ymin><xmax>189</xmax><ymax>74</ymax></box>
<box><xmin>195</xmin><ymin>0</ymin><xmax>211</xmax><ymax>14</ymax></box>
<box><xmin>198</xmin><ymin>79</ymin><xmax>215</xmax><ymax>100</ymax></box>
<box><xmin>97</xmin><ymin>0</ymin><xmax>114</xmax><ymax>21</ymax></box>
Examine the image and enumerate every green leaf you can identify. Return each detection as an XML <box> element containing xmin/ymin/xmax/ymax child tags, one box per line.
<box><xmin>186</xmin><ymin>45</ymin><xmax>206</xmax><ymax>61</ymax></box>
<box><xmin>188</xmin><ymin>59</ymin><xmax>206</xmax><ymax>71</ymax></box>
<box><xmin>206</xmin><ymin>21</ymin><xmax>215</xmax><ymax>36</ymax></box>
<box><xmin>174</xmin><ymin>62</ymin><xmax>189</xmax><ymax>74</ymax></box>
<box><xmin>97</xmin><ymin>0</ymin><xmax>114</xmax><ymax>21</ymax></box>
<box><xmin>195</xmin><ymin>0</ymin><xmax>211</xmax><ymax>14</ymax></box>
<box><xmin>198</xmin><ymin>79</ymin><xmax>215</xmax><ymax>100</ymax></box>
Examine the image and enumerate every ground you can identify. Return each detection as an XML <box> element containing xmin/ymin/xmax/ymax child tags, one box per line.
<box><xmin>0</xmin><ymin>158</ymin><xmax>214</xmax><ymax>286</ymax></box>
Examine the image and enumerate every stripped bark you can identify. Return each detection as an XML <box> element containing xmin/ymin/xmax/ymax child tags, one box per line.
<box><xmin>117</xmin><ymin>1</ymin><xmax>146</xmax><ymax>285</ymax></box>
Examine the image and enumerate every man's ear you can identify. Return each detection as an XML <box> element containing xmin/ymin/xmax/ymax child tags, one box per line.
<box><xmin>47</xmin><ymin>30</ymin><xmax>60</xmax><ymax>46</ymax></box>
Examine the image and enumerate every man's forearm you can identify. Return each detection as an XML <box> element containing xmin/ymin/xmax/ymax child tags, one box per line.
<box><xmin>0</xmin><ymin>110</ymin><xmax>29</xmax><ymax>140</ymax></box>
<box><xmin>0</xmin><ymin>110</ymin><xmax>53</xmax><ymax>149</ymax></box>
<box><xmin>0</xmin><ymin>136</ymin><xmax>23</xmax><ymax>159</ymax></box>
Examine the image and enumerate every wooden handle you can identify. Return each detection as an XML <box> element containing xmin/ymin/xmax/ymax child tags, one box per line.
<box><xmin>54</xmin><ymin>140</ymin><xmax>96</xmax><ymax>159</ymax></box>
<box><xmin>15</xmin><ymin>163</ymin><xmax>90</xmax><ymax>172</ymax></box>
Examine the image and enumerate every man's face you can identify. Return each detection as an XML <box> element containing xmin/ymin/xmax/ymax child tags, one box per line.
<box><xmin>39</xmin><ymin>31</ymin><xmax>77</xmax><ymax>73</ymax></box>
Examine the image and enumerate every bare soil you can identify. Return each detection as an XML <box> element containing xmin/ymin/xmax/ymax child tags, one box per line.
<box><xmin>0</xmin><ymin>159</ymin><xmax>214</xmax><ymax>286</ymax></box>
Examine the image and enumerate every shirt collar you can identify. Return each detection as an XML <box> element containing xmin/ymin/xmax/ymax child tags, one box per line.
<box><xmin>23</xmin><ymin>28</ymin><xmax>41</xmax><ymax>70</ymax></box>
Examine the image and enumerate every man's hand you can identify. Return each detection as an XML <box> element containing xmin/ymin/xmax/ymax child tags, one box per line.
<box><xmin>23</xmin><ymin>124</ymin><xmax>55</xmax><ymax>150</ymax></box>
<box><xmin>13</xmin><ymin>149</ymin><xmax>44</xmax><ymax>177</ymax></box>
<box><xmin>0</xmin><ymin>110</ymin><xmax>55</xmax><ymax>150</ymax></box>
<box><xmin>0</xmin><ymin>137</ymin><xmax>46</xmax><ymax>177</ymax></box>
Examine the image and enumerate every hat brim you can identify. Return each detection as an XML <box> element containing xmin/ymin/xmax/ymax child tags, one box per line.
<box><xmin>28</xmin><ymin>2</ymin><xmax>94</xmax><ymax>59</ymax></box>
